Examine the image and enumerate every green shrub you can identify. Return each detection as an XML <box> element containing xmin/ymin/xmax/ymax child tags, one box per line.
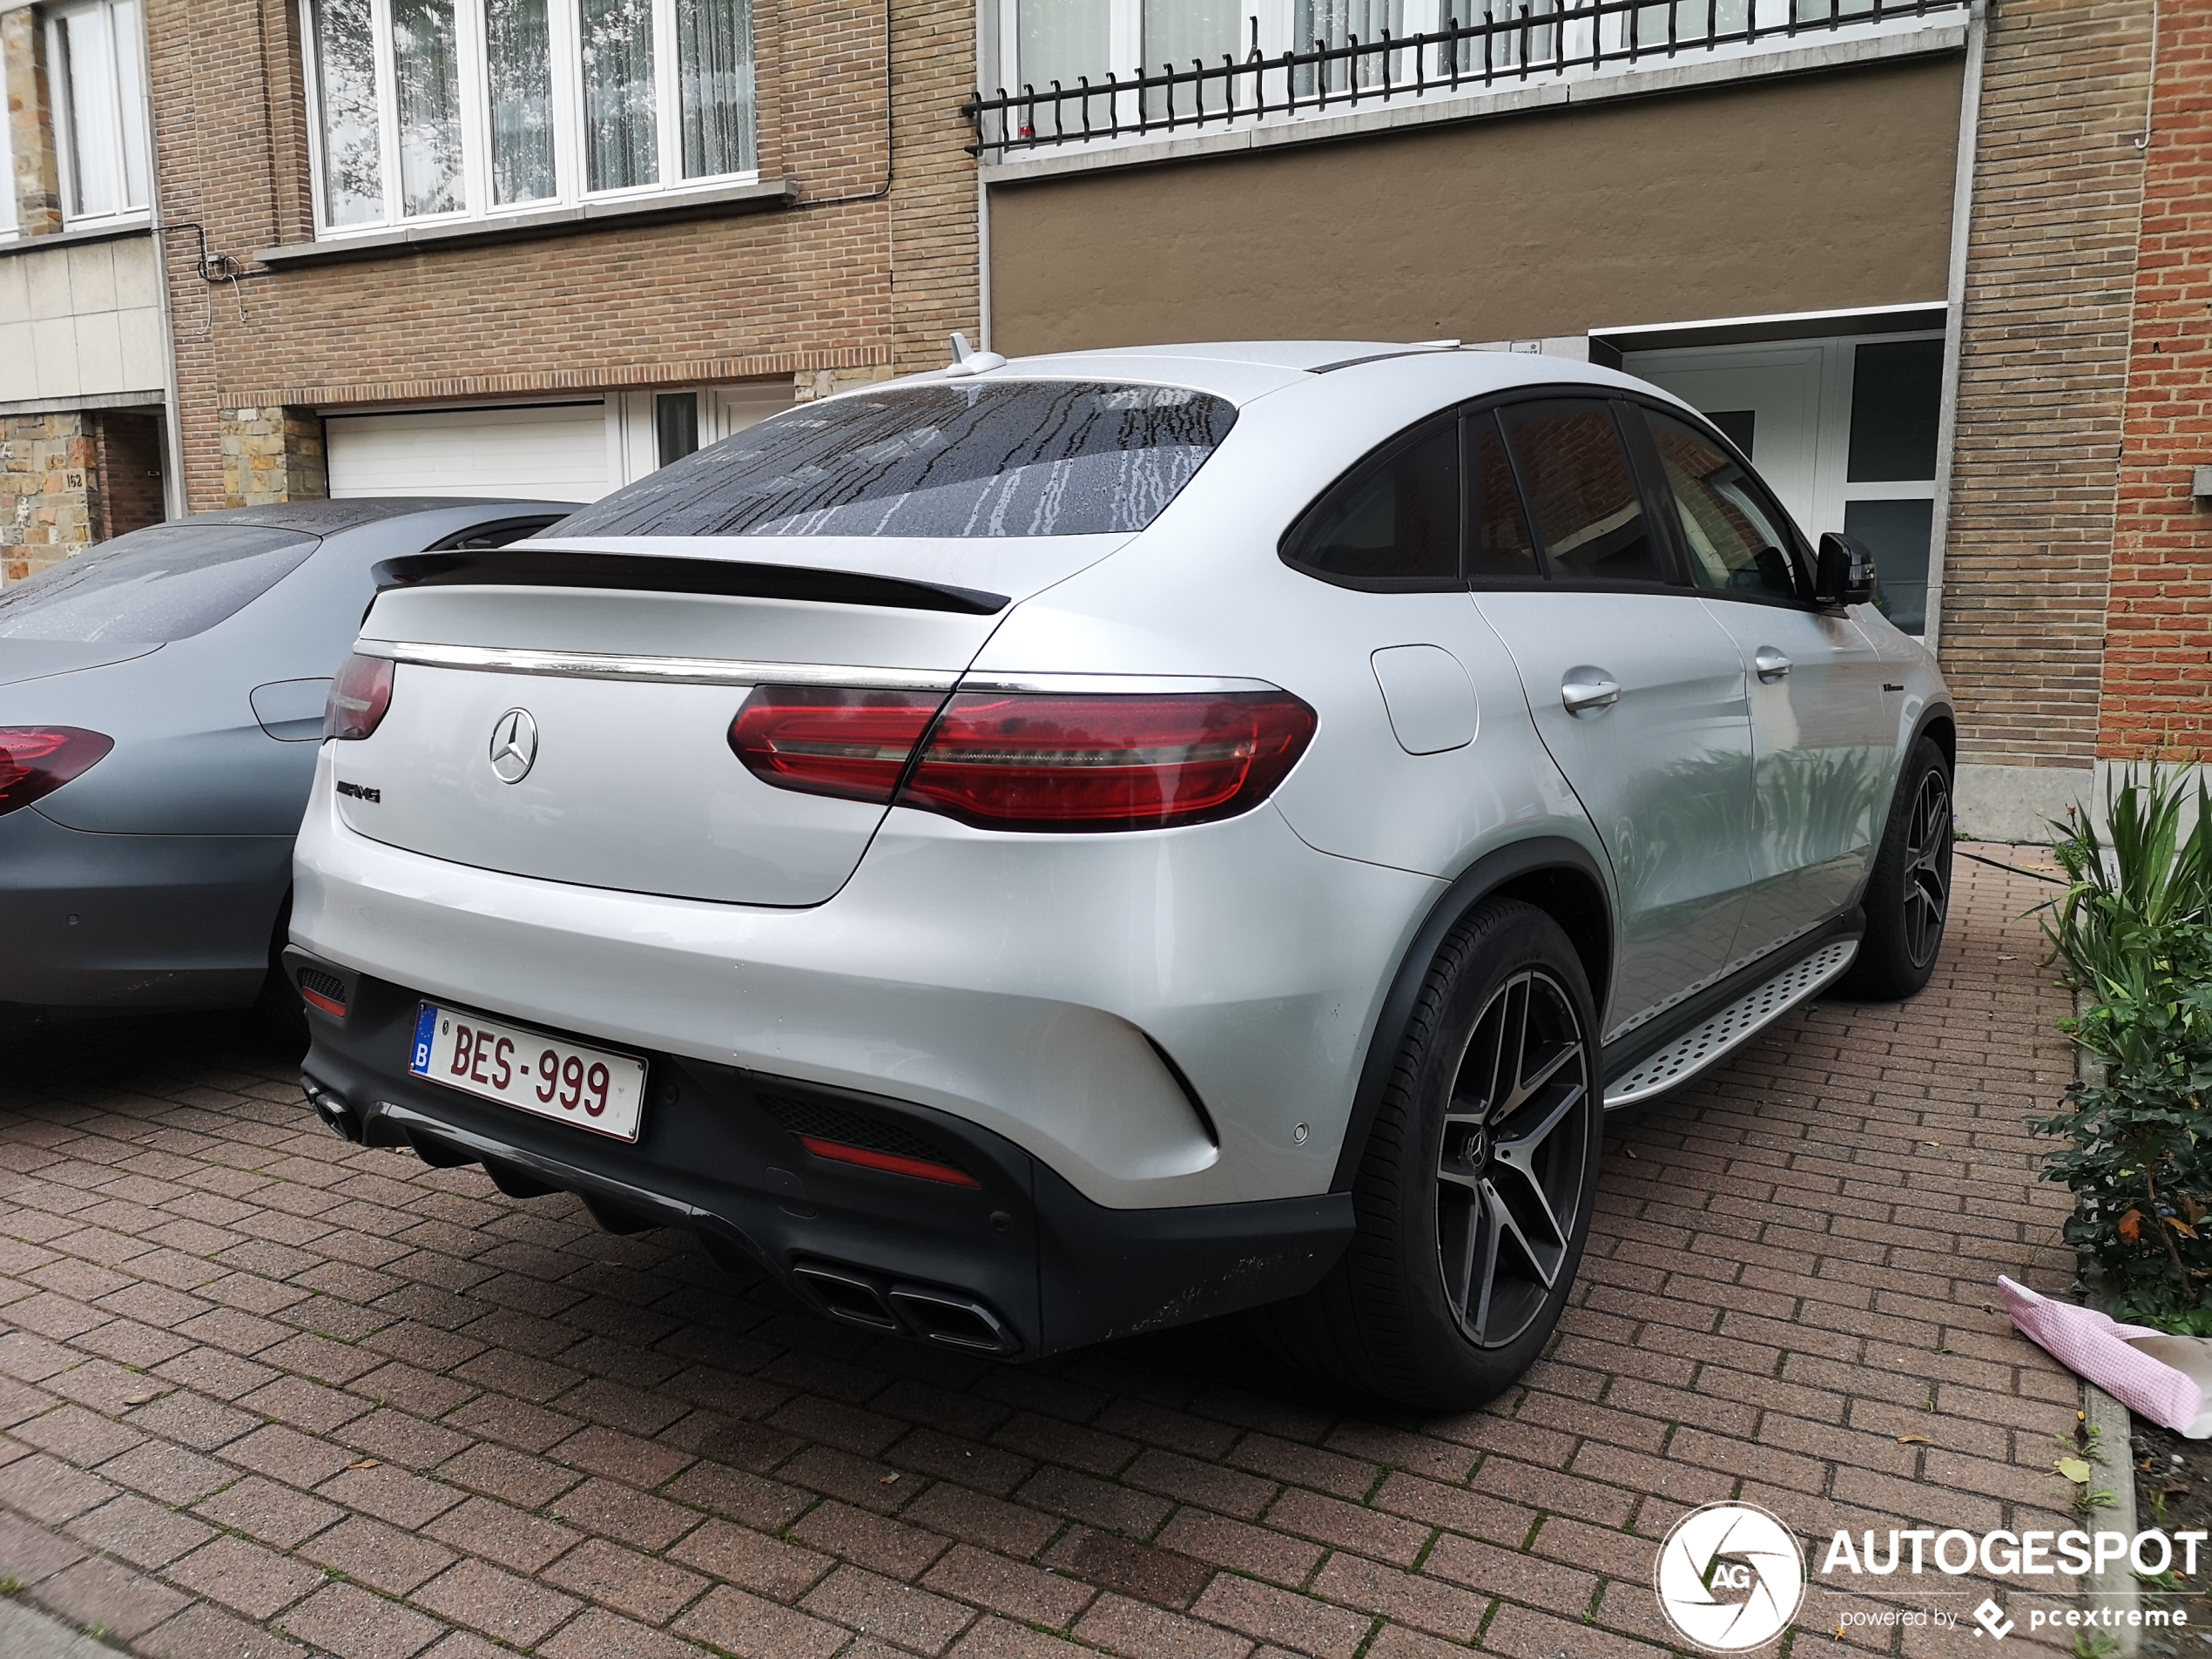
<box><xmin>2033</xmin><ymin>765</ymin><xmax>2212</xmax><ymax>1327</ymax></box>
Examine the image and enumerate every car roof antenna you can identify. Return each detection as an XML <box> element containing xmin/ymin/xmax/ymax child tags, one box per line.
<box><xmin>945</xmin><ymin>332</ymin><xmax>1008</xmax><ymax>379</ymax></box>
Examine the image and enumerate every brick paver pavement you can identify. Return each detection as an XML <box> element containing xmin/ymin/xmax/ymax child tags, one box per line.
<box><xmin>0</xmin><ymin>849</ymin><xmax>2092</xmax><ymax>1658</ymax></box>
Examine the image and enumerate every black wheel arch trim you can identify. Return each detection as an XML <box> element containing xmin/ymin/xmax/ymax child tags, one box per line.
<box><xmin>1845</xmin><ymin>699</ymin><xmax>1959</xmax><ymax>911</ymax></box>
<box><xmin>1328</xmin><ymin>835</ymin><xmax>1613</xmax><ymax>1193</ymax></box>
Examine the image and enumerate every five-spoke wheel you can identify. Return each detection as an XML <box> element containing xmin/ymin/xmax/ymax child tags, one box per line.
<box><xmin>1434</xmin><ymin>970</ymin><xmax>1592</xmax><ymax>1351</ymax></box>
<box><xmin>1261</xmin><ymin>898</ymin><xmax>1603</xmax><ymax>1409</ymax></box>
<box><xmin>1839</xmin><ymin>734</ymin><xmax>1954</xmax><ymax>1000</ymax></box>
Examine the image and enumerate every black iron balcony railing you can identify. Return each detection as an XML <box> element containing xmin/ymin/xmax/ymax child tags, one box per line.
<box><xmin>966</xmin><ymin>0</ymin><xmax>1966</xmax><ymax>160</ymax></box>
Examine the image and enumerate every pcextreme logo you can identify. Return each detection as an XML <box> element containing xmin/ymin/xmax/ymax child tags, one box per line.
<box><xmin>1654</xmin><ymin>1503</ymin><xmax>1806</xmax><ymax>1652</ymax></box>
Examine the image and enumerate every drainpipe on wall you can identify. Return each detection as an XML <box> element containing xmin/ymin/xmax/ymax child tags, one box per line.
<box><xmin>1920</xmin><ymin>0</ymin><xmax>1989</xmax><ymax>657</ymax></box>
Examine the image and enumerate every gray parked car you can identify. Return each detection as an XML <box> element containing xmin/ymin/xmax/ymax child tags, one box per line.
<box><xmin>0</xmin><ymin>499</ymin><xmax>570</xmax><ymax>1034</ymax></box>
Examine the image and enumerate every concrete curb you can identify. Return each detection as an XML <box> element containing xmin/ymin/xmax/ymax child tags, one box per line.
<box><xmin>0</xmin><ymin>1597</ymin><xmax>124</xmax><ymax>1659</ymax></box>
<box><xmin>2083</xmin><ymin>1381</ymin><xmax>2142</xmax><ymax>1657</ymax></box>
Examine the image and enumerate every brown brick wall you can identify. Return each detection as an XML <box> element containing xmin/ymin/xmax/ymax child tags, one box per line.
<box><xmin>1940</xmin><ymin>0</ymin><xmax>2152</xmax><ymax>770</ymax></box>
<box><xmin>2103</xmin><ymin>1</ymin><xmax>2212</xmax><ymax>759</ymax></box>
<box><xmin>146</xmin><ymin>0</ymin><xmax>979</xmax><ymax>511</ymax></box>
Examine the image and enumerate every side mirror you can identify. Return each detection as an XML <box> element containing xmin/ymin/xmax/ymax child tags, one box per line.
<box><xmin>1815</xmin><ymin>531</ymin><xmax>1878</xmax><ymax>607</ymax></box>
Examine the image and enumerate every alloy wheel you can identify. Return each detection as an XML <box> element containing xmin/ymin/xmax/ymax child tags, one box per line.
<box><xmin>1902</xmin><ymin>770</ymin><xmax>1952</xmax><ymax>968</ymax></box>
<box><xmin>1433</xmin><ymin>970</ymin><xmax>1592</xmax><ymax>1350</ymax></box>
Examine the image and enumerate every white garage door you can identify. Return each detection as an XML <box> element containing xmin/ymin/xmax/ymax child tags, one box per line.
<box><xmin>326</xmin><ymin>401</ymin><xmax>611</xmax><ymax>501</ymax></box>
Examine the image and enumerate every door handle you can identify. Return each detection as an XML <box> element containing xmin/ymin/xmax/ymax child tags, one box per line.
<box><xmin>1753</xmin><ymin>647</ymin><xmax>1793</xmax><ymax>684</ymax></box>
<box><xmin>1560</xmin><ymin>672</ymin><xmax>1622</xmax><ymax>715</ymax></box>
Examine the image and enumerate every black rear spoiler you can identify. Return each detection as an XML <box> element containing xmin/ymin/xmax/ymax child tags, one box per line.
<box><xmin>371</xmin><ymin>550</ymin><xmax>1009</xmax><ymax>616</ymax></box>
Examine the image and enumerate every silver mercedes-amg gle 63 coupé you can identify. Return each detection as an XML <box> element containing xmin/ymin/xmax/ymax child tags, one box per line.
<box><xmin>287</xmin><ymin>341</ymin><xmax>1954</xmax><ymax>1408</ymax></box>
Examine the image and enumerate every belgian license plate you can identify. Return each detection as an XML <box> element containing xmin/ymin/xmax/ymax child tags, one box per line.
<box><xmin>408</xmin><ymin>1004</ymin><xmax>647</xmax><ymax>1143</ymax></box>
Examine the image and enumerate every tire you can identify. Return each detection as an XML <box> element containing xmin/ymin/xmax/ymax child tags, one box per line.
<box><xmin>1837</xmin><ymin>736</ymin><xmax>1953</xmax><ymax>1001</ymax></box>
<box><xmin>1260</xmin><ymin>899</ymin><xmax>1603</xmax><ymax>1411</ymax></box>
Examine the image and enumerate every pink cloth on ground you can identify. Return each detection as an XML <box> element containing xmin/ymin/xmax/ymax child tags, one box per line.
<box><xmin>1999</xmin><ymin>1274</ymin><xmax>2204</xmax><ymax>1432</ymax></box>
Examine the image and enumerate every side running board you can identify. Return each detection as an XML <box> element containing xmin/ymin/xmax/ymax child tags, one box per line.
<box><xmin>1602</xmin><ymin>937</ymin><xmax>1859</xmax><ymax>1109</ymax></box>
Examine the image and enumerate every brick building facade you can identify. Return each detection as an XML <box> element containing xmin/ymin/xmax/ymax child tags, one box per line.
<box><xmin>2104</xmin><ymin>0</ymin><xmax>2212</xmax><ymax>764</ymax></box>
<box><xmin>142</xmin><ymin>0</ymin><xmax>976</xmax><ymax>514</ymax></box>
<box><xmin>2</xmin><ymin>0</ymin><xmax>174</xmax><ymax>580</ymax></box>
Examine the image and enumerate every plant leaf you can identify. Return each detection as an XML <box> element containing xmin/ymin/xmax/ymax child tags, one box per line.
<box><xmin>2056</xmin><ymin>1456</ymin><xmax>2094</xmax><ymax>1483</ymax></box>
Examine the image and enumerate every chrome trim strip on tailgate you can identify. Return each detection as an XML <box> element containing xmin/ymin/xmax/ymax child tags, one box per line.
<box><xmin>354</xmin><ymin>639</ymin><xmax>960</xmax><ymax>693</ymax></box>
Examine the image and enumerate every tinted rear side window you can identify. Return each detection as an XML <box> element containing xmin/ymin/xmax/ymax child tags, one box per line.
<box><xmin>1499</xmin><ymin>400</ymin><xmax>1665</xmax><ymax>585</ymax></box>
<box><xmin>554</xmin><ymin>381</ymin><xmax>1238</xmax><ymax>538</ymax></box>
<box><xmin>1282</xmin><ymin>417</ymin><xmax>1460</xmax><ymax>587</ymax></box>
<box><xmin>0</xmin><ymin>525</ymin><xmax>318</xmax><ymax>644</ymax></box>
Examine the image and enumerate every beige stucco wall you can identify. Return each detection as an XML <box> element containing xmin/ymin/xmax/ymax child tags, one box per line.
<box><xmin>0</xmin><ymin>233</ymin><xmax>168</xmax><ymax>404</ymax></box>
<box><xmin>988</xmin><ymin>55</ymin><xmax>1965</xmax><ymax>354</ymax></box>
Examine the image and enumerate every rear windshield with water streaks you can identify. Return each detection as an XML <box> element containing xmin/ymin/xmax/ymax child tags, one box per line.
<box><xmin>0</xmin><ymin>524</ymin><xmax>317</xmax><ymax>644</ymax></box>
<box><xmin>553</xmin><ymin>381</ymin><xmax>1238</xmax><ymax>539</ymax></box>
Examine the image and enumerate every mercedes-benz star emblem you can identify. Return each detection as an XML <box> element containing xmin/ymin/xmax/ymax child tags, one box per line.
<box><xmin>489</xmin><ymin>708</ymin><xmax>538</xmax><ymax>784</ymax></box>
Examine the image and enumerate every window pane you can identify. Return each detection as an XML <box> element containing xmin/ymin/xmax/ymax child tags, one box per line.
<box><xmin>58</xmin><ymin>10</ymin><xmax>118</xmax><ymax>218</ymax></box>
<box><xmin>678</xmin><ymin>0</ymin><xmax>754</xmax><ymax>178</ymax></box>
<box><xmin>581</xmin><ymin>0</ymin><xmax>658</xmax><ymax>189</ymax></box>
<box><xmin>1143</xmin><ymin>0</ymin><xmax>1239</xmax><ymax>117</ymax></box>
<box><xmin>0</xmin><ymin>526</ymin><xmax>317</xmax><ymax>644</ymax></box>
<box><xmin>656</xmin><ymin>392</ymin><xmax>699</xmax><ymax>468</ymax></box>
<box><xmin>1649</xmin><ymin>412</ymin><xmax>1799</xmax><ymax>602</ymax></box>
<box><xmin>1847</xmin><ymin>339</ymin><xmax>1942</xmax><ymax>482</ymax></box>
<box><xmin>1500</xmin><ymin>401</ymin><xmax>1663</xmax><ymax>585</ymax></box>
<box><xmin>312</xmin><ymin>0</ymin><xmax>384</xmax><ymax>225</ymax></box>
<box><xmin>558</xmin><ymin>382</ymin><xmax>1238</xmax><ymax>538</ymax></box>
<box><xmin>1298</xmin><ymin>0</ymin><xmax>1403</xmax><ymax>93</ymax></box>
<box><xmin>111</xmin><ymin>2</ymin><xmax>149</xmax><ymax>208</ymax></box>
<box><xmin>1843</xmin><ymin>498</ymin><xmax>1933</xmax><ymax>634</ymax></box>
<box><xmin>393</xmin><ymin>0</ymin><xmax>462</xmax><ymax>216</ymax></box>
<box><xmin>1019</xmin><ymin>0</ymin><xmax>1109</xmax><ymax>91</ymax></box>
<box><xmin>1288</xmin><ymin>420</ymin><xmax>1460</xmax><ymax>584</ymax></box>
<box><xmin>487</xmin><ymin>0</ymin><xmax>556</xmax><ymax>204</ymax></box>
<box><xmin>1468</xmin><ymin>414</ymin><xmax>1536</xmax><ymax>580</ymax></box>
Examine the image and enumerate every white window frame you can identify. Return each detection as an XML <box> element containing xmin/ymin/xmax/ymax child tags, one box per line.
<box><xmin>300</xmin><ymin>0</ymin><xmax>759</xmax><ymax>239</ymax></box>
<box><xmin>44</xmin><ymin>0</ymin><xmax>152</xmax><ymax>231</ymax></box>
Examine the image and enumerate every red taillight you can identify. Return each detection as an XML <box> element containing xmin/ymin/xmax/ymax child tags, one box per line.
<box><xmin>325</xmin><ymin>654</ymin><xmax>395</xmax><ymax>741</ymax></box>
<box><xmin>728</xmin><ymin>687</ymin><xmax>946</xmax><ymax>804</ymax></box>
<box><xmin>903</xmin><ymin>692</ymin><xmax>1316</xmax><ymax>832</ymax></box>
<box><xmin>0</xmin><ymin>727</ymin><xmax>113</xmax><ymax>817</ymax></box>
<box><xmin>731</xmin><ymin>685</ymin><xmax>1317</xmax><ymax>833</ymax></box>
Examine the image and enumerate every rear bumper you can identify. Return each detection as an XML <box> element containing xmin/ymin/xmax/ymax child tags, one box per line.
<box><xmin>0</xmin><ymin>806</ymin><xmax>287</xmax><ymax>1015</ymax></box>
<box><xmin>293</xmin><ymin>957</ymin><xmax>1352</xmax><ymax>1357</ymax></box>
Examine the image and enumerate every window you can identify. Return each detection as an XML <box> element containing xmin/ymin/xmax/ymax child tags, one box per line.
<box><xmin>1842</xmin><ymin>337</ymin><xmax>1941</xmax><ymax>631</ymax></box>
<box><xmin>0</xmin><ymin>526</ymin><xmax>317</xmax><ymax>644</ymax></box>
<box><xmin>1646</xmin><ymin>411</ymin><xmax>1801</xmax><ymax>603</ymax></box>
<box><xmin>1498</xmin><ymin>400</ymin><xmax>1665</xmax><ymax>585</ymax></box>
<box><xmin>556</xmin><ymin>381</ymin><xmax>1238</xmax><ymax>538</ymax></box>
<box><xmin>1285</xmin><ymin>417</ymin><xmax>1459</xmax><ymax>587</ymax></box>
<box><xmin>303</xmin><ymin>0</ymin><xmax>756</xmax><ymax>235</ymax></box>
<box><xmin>46</xmin><ymin>1</ymin><xmax>151</xmax><ymax>226</ymax></box>
<box><xmin>655</xmin><ymin>390</ymin><xmax>699</xmax><ymax>467</ymax></box>
<box><xmin>1467</xmin><ymin>412</ymin><xmax>1536</xmax><ymax>580</ymax></box>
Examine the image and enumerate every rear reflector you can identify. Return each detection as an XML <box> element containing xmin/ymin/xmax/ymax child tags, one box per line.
<box><xmin>0</xmin><ymin>727</ymin><xmax>113</xmax><ymax>817</ymax></box>
<box><xmin>798</xmin><ymin>1135</ymin><xmax>982</xmax><ymax>1186</ymax></box>
<box><xmin>728</xmin><ymin>687</ymin><xmax>944</xmax><ymax>804</ymax></box>
<box><xmin>731</xmin><ymin>686</ymin><xmax>1316</xmax><ymax>833</ymax></box>
<box><xmin>325</xmin><ymin>654</ymin><xmax>394</xmax><ymax>741</ymax></box>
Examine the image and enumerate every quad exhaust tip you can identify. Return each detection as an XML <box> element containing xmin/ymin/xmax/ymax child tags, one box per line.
<box><xmin>792</xmin><ymin>1261</ymin><xmax>1019</xmax><ymax>1354</ymax></box>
